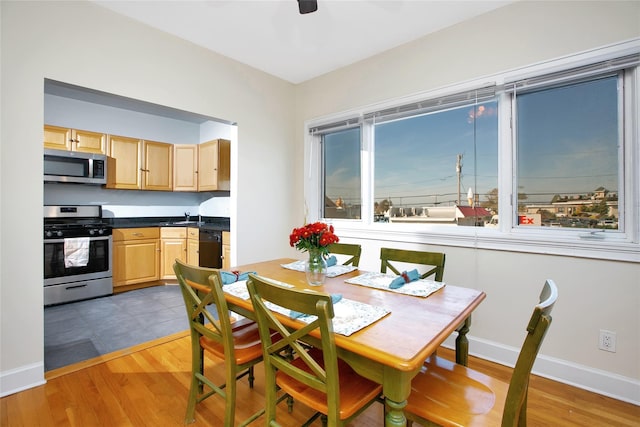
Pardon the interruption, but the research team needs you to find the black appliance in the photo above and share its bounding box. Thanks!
[44,149,107,185]
[44,205,113,305]
[199,229,222,269]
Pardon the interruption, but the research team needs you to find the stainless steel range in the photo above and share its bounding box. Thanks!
[44,205,113,306]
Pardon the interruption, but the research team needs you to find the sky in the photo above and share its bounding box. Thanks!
[324,75,619,209]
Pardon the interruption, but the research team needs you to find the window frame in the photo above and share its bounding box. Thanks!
[304,41,640,263]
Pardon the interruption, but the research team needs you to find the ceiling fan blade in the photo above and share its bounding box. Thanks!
[298,0,318,14]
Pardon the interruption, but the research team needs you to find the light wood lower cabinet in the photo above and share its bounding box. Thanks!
[113,228,160,287]
[186,227,199,266]
[222,231,231,270]
[160,227,187,280]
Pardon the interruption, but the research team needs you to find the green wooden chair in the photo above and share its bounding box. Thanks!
[379,247,474,365]
[174,259,268,426]
[246,273,383,427]
[379,247,446,281]
[327,242,362,267]
[405,279,558,427]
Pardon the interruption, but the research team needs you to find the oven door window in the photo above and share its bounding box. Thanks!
[44,237,110,279]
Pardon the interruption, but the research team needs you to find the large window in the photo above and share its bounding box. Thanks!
[309,48,639,260]
[322,128,361,219]
[514,75,621,230]
[374,100,498,226]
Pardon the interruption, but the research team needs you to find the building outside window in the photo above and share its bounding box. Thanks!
[512,72,622,230]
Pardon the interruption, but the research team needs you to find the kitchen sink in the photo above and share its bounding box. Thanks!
[160,220,203,226]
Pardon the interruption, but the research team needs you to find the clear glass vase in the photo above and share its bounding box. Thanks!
[305,248,327,286]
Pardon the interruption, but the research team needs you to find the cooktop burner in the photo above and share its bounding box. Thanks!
[44,205,111,239]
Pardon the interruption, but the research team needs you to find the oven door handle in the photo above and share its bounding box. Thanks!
[45,236,112,244]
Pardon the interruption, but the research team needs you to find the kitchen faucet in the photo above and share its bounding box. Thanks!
[185,211,190,222]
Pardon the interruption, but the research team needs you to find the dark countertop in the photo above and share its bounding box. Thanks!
[106,216,230,232]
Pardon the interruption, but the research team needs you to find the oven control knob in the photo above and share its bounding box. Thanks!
[46,231,53,238]
[98,228,105,235]
[56,231,63,237]
[89,229,96,235]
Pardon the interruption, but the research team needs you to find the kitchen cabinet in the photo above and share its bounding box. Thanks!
[173,144,198,192]
[186,227,199,266]
[222,231,231,270]
[106,136,172,191]
[113,228,160,287]
[44,125,107,154]
[106,135,142,189]
[198,139,230,191]
[142,140,173,191]
[160,227,187,280]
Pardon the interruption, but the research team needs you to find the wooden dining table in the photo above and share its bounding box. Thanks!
[225,258,486,427]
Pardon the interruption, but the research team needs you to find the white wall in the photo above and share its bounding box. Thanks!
[2,0,639,405]
[1,0,295,396]
[296,1,640,404]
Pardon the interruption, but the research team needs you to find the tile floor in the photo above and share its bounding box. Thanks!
[44,284,189,371]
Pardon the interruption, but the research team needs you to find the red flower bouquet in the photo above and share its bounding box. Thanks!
[289,222,339,257]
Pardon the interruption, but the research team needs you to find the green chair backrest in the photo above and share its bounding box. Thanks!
[246,274,342,422]
[173,259,234,360]
[327,243,362,267]
[502,279,558,426]
[380,248,446,281]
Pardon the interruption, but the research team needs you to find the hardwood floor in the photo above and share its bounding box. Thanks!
[2,334,638,426]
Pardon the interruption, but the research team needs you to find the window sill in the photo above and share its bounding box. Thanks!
[328,221,640,263]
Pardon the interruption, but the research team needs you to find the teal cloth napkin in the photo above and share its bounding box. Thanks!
[290,294,343,319]
[325,255,337,267]
[220,270,256,285]
[389,269,420,289]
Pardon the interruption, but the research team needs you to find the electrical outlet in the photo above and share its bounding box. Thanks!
[599,330,616,352]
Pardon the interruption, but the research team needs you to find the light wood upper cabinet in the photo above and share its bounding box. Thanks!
[142,140,173,191]
[198,139,230,191]
[44,125,72,151]
[173,144,198,192]
[106,135,142,189]
[44,125,107,154]
[48,124,231,193]
[106,137,172,191]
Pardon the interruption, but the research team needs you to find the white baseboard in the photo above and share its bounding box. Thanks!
[2,339,639,406]
[443,336,640,406]
[0,362,46,398]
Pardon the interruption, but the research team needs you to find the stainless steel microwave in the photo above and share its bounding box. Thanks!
[44,149,107,185]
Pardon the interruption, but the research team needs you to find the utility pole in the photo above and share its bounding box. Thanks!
[456,154,463,205]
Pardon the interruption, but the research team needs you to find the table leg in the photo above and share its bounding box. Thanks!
[382,366,415,427]
[455,316,471,366]
[385,398,407,427]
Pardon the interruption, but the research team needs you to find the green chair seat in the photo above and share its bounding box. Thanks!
[405,279,558,427]
[247,273,383,426]
[174,259,268,426]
